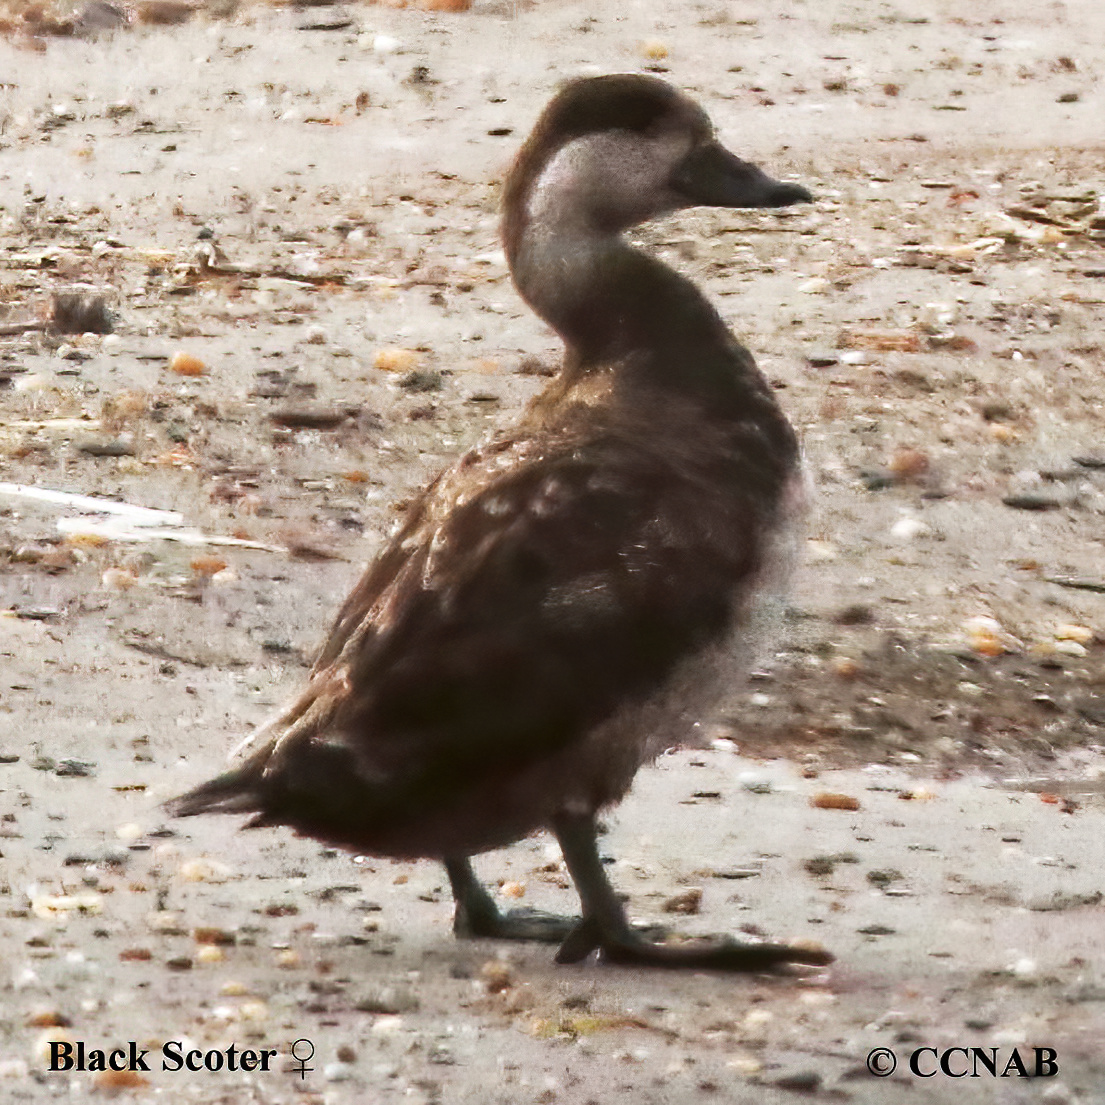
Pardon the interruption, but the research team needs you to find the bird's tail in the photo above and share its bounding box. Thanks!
[164,759,264,818]
[163,670,347,820]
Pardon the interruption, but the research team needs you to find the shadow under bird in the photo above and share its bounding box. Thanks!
[167,74,830,971]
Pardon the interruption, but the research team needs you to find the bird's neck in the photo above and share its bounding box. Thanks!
[505,221,778,418]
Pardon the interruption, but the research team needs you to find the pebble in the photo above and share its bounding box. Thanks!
[190,555,229,576]
[866,868,903,888]
[168,351,207,376]
[480,961,513,994]
[177,857,232,883]
[134,0,197,26]
[355,986,420,1014]
[709,866,760,880]
[374,348,422,373]
[639,39,669,60]
[661,888,703,914]
[193,926,236,945]
[33,1029,74,1064]
[963,615,1011,658]
[146,911,187,935]
[1027,891,1102,912]
[806,539,837,561]
[31,893,103,920]
[370,1015,405,1034]
[1002,491,1062,511]
[810,792,860,811]
[726,1055,763,1075]
[79,437,135,457]
[887,448,930,479]
[890,515,929,540]
[770,1069,822,1092]
[1054,624,1093,644]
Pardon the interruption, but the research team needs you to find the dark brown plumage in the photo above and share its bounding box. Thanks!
[168,74,829,970]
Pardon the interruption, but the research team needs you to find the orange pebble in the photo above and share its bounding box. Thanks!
[26,1011,70,1028]
[887,448,929,479]
[190,555,228,576]
[168,351,206,376]
[66,532,109,549]
[374,348,421,373]
[810,792,861,811]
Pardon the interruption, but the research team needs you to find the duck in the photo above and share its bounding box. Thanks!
[167,74,829,971]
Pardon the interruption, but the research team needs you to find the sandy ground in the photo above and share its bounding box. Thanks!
[1,0,1105,1101]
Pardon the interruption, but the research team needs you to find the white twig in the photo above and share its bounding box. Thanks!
[55,517,284,551]
[0,482,284,552]
[0,482,184,527]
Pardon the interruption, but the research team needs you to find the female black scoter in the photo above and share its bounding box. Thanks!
[169,75,828,971]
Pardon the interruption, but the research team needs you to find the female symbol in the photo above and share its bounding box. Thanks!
[290,1039,315,1079]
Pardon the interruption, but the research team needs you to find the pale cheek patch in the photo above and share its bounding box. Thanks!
[526,144,583,224]
[525,131,692,230]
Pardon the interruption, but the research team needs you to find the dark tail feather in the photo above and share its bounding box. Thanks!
[164,757,265,818]
[165,684,341,820]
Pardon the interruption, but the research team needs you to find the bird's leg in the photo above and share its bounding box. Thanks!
[443,856,580,943]
[552,812,833,970]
